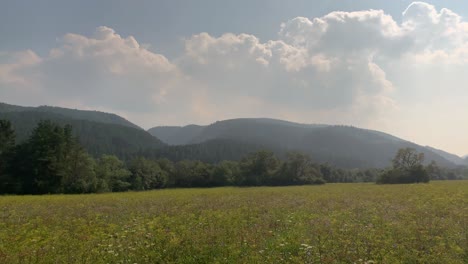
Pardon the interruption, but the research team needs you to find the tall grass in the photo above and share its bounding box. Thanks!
[0,181,467,263]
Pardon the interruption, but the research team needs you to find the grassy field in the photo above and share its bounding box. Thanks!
[0,181,467,263]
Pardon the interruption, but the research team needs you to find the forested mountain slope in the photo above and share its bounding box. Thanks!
[0,111,163,159]
[0,102,140,129]
[425,146,467,166]
[148,125,205,145]
[149,118,455,168]
[0,102,457,169]
[141,138,273,163]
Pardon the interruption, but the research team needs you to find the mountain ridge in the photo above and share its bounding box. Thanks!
[149,118,456,168]
[425,146,467,166]
[0,103,163,158]
[0,102,141,130]
[0,102,460,169]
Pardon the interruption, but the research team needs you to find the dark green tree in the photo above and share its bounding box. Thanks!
[272,152,325,185]
[392,148,425,171]
[61,145,98,193]
[213,161,240,186]
[239,150,279,186]
[17,121,73,194]
[6,120,99,194]
[0,120,17,193]
[170,160,214,187]
[426,161,443,180]
[0,120,15,155]
[95,155,131,192]
[378,148,429,184]
[129,157,168,190]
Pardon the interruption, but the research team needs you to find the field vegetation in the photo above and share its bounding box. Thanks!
[0,181,466,263]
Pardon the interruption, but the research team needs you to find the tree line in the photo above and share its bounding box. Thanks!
[0,120,363,194]
[0,120,465,194]
[376,147,468,184]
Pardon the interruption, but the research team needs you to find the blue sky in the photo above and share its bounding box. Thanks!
[1,1,468,155]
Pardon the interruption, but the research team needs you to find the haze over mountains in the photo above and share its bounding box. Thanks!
[425,146,468,166]
[149,119,463,168]
[1,102,466,169]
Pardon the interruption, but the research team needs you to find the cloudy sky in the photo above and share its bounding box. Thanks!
[1,1,468,156]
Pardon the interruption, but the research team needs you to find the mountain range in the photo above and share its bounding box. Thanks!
[1,102,466,169]
[149,118,464,168]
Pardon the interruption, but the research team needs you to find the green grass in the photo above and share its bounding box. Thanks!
[0,181,467,263]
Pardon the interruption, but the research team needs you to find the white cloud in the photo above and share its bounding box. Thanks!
[0,50,41,85]
[178,10,402,123]
[402,2,468,52]
[1,26,180,113]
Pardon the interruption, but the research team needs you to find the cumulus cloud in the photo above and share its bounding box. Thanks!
[0,50,41,85]
[279,10,404,56]
[0,26,180,113]
[178,10,402,122]
[402,2,468,52]
[1,1,468,150]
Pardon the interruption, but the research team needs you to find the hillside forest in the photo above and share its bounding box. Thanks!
[1,119,466,194]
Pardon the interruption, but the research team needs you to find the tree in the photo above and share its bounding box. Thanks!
[0,120,15,156]
[16,121,72,194]
[378,148,429,184]
[272,152,324,185]
[170,160,193,187]
[170,160,215,187]
[95,155,131,192]
[426,160,443,180]
[0,120,16,193]
[4,120,99,194]
[320,163,334,183]
[392,148,425,171]
[129,157,168,190]
[61,145,98,193]
[239,150,279,186]
[213,161,240,186]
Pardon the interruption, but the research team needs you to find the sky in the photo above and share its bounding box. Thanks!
[1,1,468,156]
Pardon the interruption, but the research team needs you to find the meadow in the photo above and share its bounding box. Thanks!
[0,181,467,263]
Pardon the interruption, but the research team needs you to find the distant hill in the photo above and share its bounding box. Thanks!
[295,126,453,168]
[425,146,466,166]
[0,106,164,159]
[0,102,141,129]
[148,125,205,145]
[142,138,272,163]
[0,102,459,169]
[149,118,455,168]
[149,118,327,146]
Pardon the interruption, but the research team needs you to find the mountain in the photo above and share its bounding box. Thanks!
[425,146,466,166]
[0,102,458,169]
[149,118,455,168]
[295,126,452,168]
[149,118,327,146]
[142,138,271,163]
[0,102,140,129]
[0,103,164,159]
[148,125,204,145]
